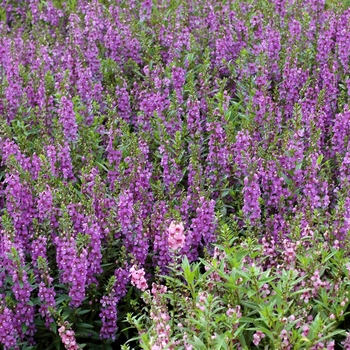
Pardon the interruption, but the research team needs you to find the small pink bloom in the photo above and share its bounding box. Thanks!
[168,221,185,250]
[130,265,148,291]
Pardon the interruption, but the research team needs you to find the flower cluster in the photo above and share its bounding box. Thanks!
[130,265,148,291]
[58,322,79,350]
[168,221,185,251]
[0,303,17,349]
[100,268,130,340]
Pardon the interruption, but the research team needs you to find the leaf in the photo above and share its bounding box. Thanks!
[290,288,312,296]
[190,335,207,349]
[214,333,228,350]
[50,321,57,334]
[322,250,337,264]
[55,294,70,305]
[317,154,324,165]
[76,322,95,329]
[239,316,255,323]
[317,329,345,343]
[22,323,28,333]
[247,289,257,298]
[76,309,91,315]
[280,172,293,186]
[54,337,61,350]
[296,161,303,170]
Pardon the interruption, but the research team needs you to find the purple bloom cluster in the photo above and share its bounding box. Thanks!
[243,174,261,224]
[59,96,78,143]
[100,268,130,340]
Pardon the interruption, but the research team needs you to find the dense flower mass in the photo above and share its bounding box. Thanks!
[1,0,350,348]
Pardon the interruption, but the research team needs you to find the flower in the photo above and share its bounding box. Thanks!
[168,221,185,251]
[130,265,148,291]
[253,331,265,346]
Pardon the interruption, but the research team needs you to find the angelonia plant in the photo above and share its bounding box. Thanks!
[1,0,350,349]
[127,223,350,349]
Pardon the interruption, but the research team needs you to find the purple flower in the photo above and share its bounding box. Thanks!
[59,96,78,142]
[242,174,261,224]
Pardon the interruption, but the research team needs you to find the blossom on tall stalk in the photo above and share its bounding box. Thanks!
[37,186,53,221]
[150,201,172,273]
[106,126,123,191]
[142,283,174,350]
[332,107,350,156]
[82,219,103,285]
[58,142,75,181]
[130,265,148,291]
[172,66,186,104]
[0,302,17,349]
[168,221,185,251]
[69,248,88,308]
[205,120,230,193]
[55,235,77,285]
[260,160,290,214]
[103,6,142,65]
[0,234,36,344]
[316,12,336,66]
[183,197,217,261]
[4,56,23,122]
[100,268,130,340]
[117,138,153,264]
[186,99,203,137]
[45,145,59,178]
[159,144,182,192]
[36,254,56,328]
[58,322,79,350]
[300,154,324,211]
[59,96,78,142]
[318,63,339,120]
[116,83,133,124]
[4,171,35,249]
[279,54,309,118]
[242,174,261,225]
[336,10,350,74]
[231,130,255,178]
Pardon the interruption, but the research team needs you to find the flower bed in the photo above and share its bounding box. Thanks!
[1,0,350,348]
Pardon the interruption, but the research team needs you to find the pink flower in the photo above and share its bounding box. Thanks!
[253,331,265,346]
[168,221,185,250]
[58,322,79,350]
[130,265,148,291]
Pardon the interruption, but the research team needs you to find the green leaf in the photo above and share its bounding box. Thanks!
[280,172,293,186]
[239,316,255,323]
[317,329,345,342]
[22,323,28,333]
[76,322,95,329]
[290,288,312,296]
[76,309,91,315]
[54,336,61,350]
[317,154,324,165]
[50,321,57,334]
[190,335,207,349]
[56,294,70,305]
